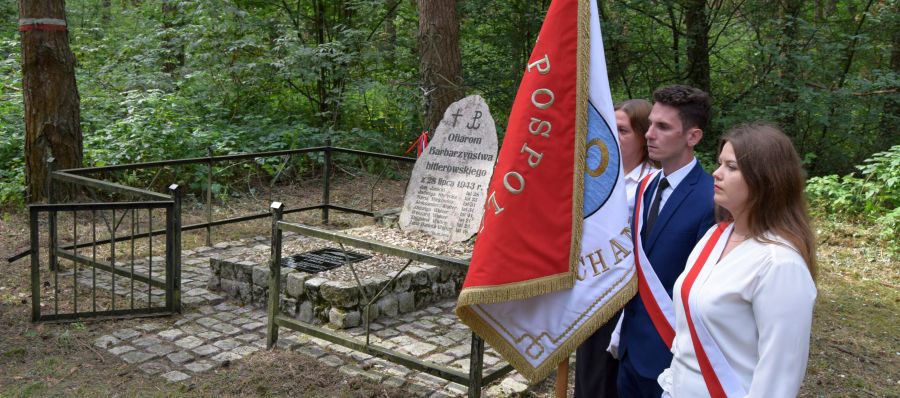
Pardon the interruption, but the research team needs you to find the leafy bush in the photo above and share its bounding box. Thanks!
[0,130,24,206]
[0,36,24,206]
[807,145,900,243]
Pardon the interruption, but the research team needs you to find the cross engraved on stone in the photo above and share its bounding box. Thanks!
[451,108,464,127]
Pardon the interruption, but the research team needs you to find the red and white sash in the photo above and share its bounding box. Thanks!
[680,222,748,398]
[632,171,676,347]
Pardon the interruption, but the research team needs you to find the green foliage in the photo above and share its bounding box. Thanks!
[0,34,24,206]
[0,0,897,210]
[459,1,548,133]
[0,0,431,202]
[856,147,900,209]
[598,0,899,175]
[807,145,900,243]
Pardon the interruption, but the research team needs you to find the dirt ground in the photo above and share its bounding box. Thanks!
[0,174,417,397]
[1,173,898,397]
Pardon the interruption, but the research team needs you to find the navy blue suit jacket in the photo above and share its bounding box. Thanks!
[619,161,715,379]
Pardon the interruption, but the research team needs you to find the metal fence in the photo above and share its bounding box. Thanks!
[19,145,509,396]
[17,146,415,323]
[28,154,183,322]
[265,203,513,398]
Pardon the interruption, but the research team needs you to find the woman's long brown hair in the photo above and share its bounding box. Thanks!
[718,123,817,280]
[615,99,653,164]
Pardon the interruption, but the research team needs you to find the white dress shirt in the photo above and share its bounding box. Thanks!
[659,227,817,397]
[651,157,697,212]
[624,161,659,222]
[609,159,695,358]
[606,161,658,358]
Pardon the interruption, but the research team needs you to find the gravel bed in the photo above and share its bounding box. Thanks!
[242,225,473,284]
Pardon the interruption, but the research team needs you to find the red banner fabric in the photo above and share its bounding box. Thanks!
[463,0,579,290]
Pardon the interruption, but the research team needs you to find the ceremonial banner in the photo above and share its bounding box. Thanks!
[455,0,636,382]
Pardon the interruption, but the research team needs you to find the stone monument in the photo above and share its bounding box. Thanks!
[400,95,498,241]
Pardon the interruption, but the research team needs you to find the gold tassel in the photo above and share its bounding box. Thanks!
[455,276,637,384]
[455,0,636,386]
[456,272,574,307]
[569,0,591,278]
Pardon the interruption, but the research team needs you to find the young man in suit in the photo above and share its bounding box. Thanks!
[617,85,716,397]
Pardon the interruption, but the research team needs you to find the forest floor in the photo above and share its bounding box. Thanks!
[0,173,897,397]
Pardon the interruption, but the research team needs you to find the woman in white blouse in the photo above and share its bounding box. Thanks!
[659,123,817,397]
[576,99,658,398]
[615,99,658,220]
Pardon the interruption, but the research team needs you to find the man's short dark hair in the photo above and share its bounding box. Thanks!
[652,85,711,132]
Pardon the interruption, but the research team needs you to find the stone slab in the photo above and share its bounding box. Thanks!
[399,95,497,241]
[162,370,191,382]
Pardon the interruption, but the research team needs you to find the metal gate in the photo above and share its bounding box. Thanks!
[16,145,414,322]
[28,183,182,322]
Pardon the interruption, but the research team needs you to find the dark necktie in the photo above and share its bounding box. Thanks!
[643,177,670,241]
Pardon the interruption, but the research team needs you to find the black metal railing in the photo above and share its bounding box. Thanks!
[29,186,181,322]
[11,146,416,263]
[265,203,513,398]
[22,145,509,395]
[18,145,415,324]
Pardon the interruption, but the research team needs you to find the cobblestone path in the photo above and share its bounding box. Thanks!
[93,237,535,397]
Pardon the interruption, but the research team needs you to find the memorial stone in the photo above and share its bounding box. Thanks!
[400,95,498,241]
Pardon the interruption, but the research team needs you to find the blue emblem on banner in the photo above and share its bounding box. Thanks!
[583,101,620,218]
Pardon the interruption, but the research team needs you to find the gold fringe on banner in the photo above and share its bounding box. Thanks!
[456,0,592,310]
[455,0,638,384]
[569,0,590,280]
[456,276,637,384]
[456,272,574,308]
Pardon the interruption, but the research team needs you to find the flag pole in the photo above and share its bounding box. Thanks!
[555,359,569,397]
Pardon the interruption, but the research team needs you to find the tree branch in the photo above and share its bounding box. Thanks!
[366,0,403,42]
[835,0,876,89]
[621,2,685,35]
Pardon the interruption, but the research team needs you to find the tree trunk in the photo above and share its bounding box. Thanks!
[683,0,710,93]
[101,0,110,24]
[667,1,681,79]
[878,1,899,146]
[776,0,804,146]
[417,0,462,132]
[161,0,184,76]
[314,0,330,125]
[384,0,398,53]
[19,0,83,203]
